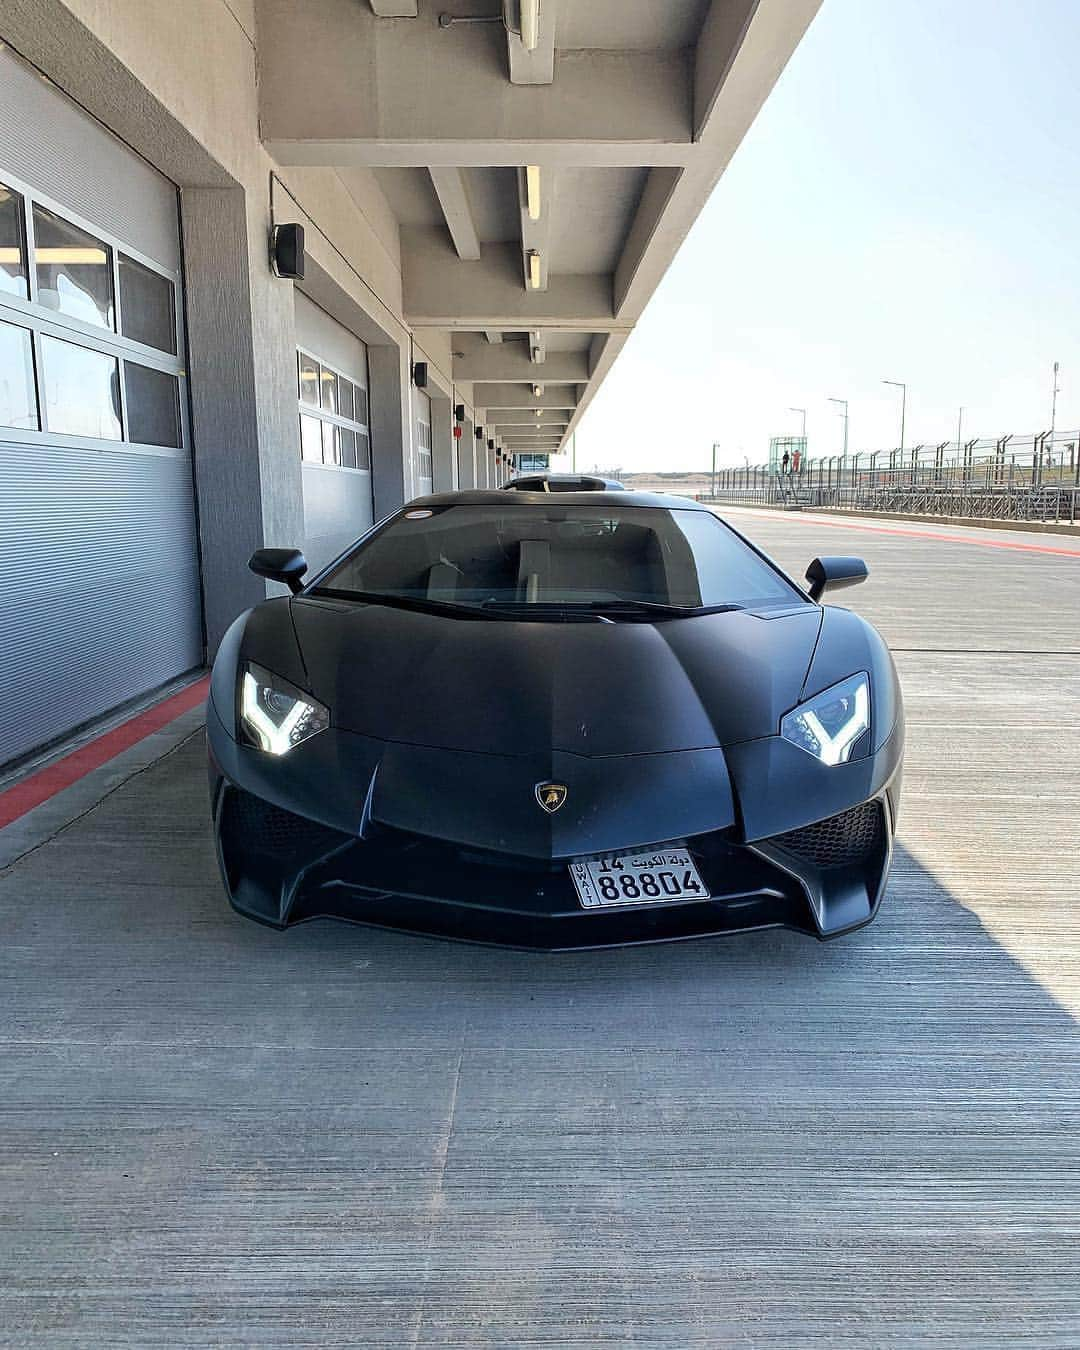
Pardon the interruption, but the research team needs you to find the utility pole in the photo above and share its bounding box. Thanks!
[1050,360,1060,441]
[882,379,907,451]
[828,398,849,456]
[789,407,807,440]
[711,441,718,497]
[957,406,964,448]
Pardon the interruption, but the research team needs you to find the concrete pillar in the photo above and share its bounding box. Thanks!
[456,419,473,488]
[181,187,303,650]
[431,394,454,492]
[368,343,409,519]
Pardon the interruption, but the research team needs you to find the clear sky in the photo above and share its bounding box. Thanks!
[567,0,1080,473]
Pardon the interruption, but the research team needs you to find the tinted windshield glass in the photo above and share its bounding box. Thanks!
[317,505,802,612]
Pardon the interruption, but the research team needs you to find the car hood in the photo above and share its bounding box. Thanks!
[288,597,822,756]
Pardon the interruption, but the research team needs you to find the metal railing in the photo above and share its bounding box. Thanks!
[701,431,1080,524]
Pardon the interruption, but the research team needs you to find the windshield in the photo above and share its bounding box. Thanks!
[315,505,803,615]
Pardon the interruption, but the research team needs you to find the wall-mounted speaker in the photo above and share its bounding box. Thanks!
[270,223,305,280]
[412,361,428,388]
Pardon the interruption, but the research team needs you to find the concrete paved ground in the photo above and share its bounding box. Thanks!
[1,509,1078,1347]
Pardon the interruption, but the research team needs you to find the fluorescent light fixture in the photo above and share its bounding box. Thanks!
[520,0,540,51]
[528,249,541,289]
[532,383,544,397]
[0,248,22,264]
[525,165,541,220]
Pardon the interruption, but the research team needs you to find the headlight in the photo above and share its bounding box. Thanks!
[239,663,329,755]
[780,673,870,766]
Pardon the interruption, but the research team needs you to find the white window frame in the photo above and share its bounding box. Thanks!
[296,345,371,476]
[0,167,188,460]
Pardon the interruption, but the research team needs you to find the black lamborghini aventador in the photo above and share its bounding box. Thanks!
[207,491,903,948]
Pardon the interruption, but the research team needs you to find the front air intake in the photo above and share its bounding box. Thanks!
[769,800,884,869]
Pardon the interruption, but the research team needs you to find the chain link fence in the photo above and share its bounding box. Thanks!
[703,431,1080,523]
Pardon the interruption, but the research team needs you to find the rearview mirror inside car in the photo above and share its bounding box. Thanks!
[804,556,868,602]
[249,547,308,594]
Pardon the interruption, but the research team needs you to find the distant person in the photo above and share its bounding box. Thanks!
[792,447,802,475]
[781,450,790,475]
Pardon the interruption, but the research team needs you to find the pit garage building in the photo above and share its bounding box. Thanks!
[0,0,818,770]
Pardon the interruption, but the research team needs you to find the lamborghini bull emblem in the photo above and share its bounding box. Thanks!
[535,781,568,814]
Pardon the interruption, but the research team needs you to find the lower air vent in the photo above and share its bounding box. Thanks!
[220,787,349,860]
[770,800,884,869]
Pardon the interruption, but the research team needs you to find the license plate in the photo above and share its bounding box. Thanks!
[569,847,710,909]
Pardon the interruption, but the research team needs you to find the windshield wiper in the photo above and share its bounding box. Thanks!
[306,587,486,618]
[581,599,744,618]
[478,598,745,620]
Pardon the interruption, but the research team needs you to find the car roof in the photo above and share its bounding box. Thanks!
[404,489,705,511]
[503,473,624,490]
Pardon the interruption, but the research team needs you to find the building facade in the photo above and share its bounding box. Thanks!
[0,0,818,769]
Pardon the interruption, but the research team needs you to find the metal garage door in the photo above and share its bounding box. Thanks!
[294,291,374,571]
[0,47,201,770]
[414,387,433,497]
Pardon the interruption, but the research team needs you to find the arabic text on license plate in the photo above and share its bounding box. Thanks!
[569,848,710,909]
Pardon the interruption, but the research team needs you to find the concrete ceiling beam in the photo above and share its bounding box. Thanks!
[490,413,570,426]
[453,346,586,383]
[258,4,693,162]
[268,141,693,169]
[506,0,557,86]
[401,229,620,330]
[474,382,578,409]
[428,167,480,261]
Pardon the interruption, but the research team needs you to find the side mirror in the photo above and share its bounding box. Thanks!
[249,547,308,595]
[805,556,868,602]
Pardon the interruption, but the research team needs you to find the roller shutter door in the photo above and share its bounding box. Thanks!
[0,47,201,770]
[294,291,374,571]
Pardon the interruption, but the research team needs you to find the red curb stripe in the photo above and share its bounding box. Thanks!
[0,674,210,831]
[723,508,1080,558]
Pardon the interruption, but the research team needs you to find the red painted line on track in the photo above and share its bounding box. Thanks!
[0,675,210,831]
[723,508,1080,558]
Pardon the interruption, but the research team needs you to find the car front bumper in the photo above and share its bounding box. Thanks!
[209,754,897,950]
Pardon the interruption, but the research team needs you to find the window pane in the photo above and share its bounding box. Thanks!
[125,361,181,447]
[118,254,176,353]
[320,366,339,415]
[0,183,29,300]
[338,378,354,422]
[300,413,322,462]
[298,352,319,406]
[354,384,369,426]
[322,420,339,465]
[41,335,121,439]
[33,205,114,330]
[338,427,357,469]
[0,320,38,429]
[356,431,371,470]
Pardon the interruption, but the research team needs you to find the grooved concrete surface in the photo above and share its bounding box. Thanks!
[1,509,1078,1347]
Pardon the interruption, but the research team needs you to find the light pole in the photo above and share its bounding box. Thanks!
[828,398,849,456]
[711,441,719,497]
[882,379,906,451]
[789,406,807,440]
[956,406,964,448]
[1050,361,1060,442]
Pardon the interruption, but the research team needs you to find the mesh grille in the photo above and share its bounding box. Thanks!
[220,788,349,860]
[770,800,884,869]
